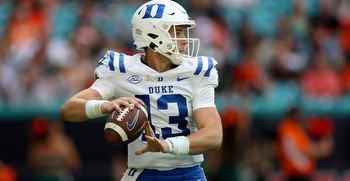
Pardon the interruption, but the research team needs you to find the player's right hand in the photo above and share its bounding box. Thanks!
[100,97,145,114]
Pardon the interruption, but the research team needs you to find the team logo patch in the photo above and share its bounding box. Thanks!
[128,75,142,84]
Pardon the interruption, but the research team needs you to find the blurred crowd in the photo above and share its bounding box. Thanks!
[0,0,143,110]
[0,0,350,180]
[0,0,350,115]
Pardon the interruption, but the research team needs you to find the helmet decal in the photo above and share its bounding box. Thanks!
[142,4,165,19]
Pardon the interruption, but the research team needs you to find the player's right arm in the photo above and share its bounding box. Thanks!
[61,51,145,122]
[60,88,145,122]
[305,135,334,159]
[60,88,104,122]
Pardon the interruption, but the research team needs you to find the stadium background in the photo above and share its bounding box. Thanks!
[1,0,350,180]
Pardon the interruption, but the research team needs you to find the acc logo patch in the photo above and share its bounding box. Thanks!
[128,75,142,84]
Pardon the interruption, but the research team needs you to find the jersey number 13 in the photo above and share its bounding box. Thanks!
[136,94,190,141]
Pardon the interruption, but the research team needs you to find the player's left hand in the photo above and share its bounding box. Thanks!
[135,121,170,155]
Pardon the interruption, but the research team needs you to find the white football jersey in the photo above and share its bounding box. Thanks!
[91,50,219,170]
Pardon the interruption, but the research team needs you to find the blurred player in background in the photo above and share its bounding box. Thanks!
[27,117,81,181]
[60,0,223,180]
[276,107,334,181]
[0,159,17,181]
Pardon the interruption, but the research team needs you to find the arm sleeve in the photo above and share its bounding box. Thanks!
[90,78,117,100]
[89,51,119,100]
[193,86,216,110]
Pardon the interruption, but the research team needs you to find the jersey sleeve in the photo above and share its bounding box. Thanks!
[90,51,126,100]
[192,56,219,110]
[94,50,126,78]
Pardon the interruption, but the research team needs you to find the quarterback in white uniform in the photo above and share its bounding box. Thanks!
[60,0,223,180]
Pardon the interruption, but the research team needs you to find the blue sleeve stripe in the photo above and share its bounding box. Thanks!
[194,56,203,75]
[119,53,126,73]
[108,52,115,71]
[204,57,214,77]
[98,56,106,65]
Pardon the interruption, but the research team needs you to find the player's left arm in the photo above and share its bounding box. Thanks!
[187,107,223,154]
[187,57,222,154]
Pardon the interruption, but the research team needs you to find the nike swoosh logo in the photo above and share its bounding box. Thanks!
[127,109,139,131]
[177,76,189,81]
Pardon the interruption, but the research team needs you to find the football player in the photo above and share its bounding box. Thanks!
[60,0,223,180]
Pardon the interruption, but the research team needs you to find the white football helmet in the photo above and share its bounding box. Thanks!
[131,0,200,65]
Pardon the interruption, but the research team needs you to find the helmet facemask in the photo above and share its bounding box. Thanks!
[151,23,200,65]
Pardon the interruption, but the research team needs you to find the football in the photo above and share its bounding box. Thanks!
[104,105,148,146]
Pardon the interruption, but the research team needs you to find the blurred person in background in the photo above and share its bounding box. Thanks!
[300,49,342,99]
[340,52,350,94]
[276,107,334,181]
[205,107,251,181]
[3,0,48,71]
[27,117,81,181]
[0,159,17,181]
[338,0,350,55]
[309,0,343,70]
[231,52,268,96]
[0,0,49,105]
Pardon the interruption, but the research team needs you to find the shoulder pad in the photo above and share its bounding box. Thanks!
[193,56,218,77]
[98,51,127,73]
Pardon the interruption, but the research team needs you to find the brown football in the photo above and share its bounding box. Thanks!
[104,105,148,146]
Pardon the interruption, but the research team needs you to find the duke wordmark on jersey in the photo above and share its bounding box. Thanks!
[149,86,174,94]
